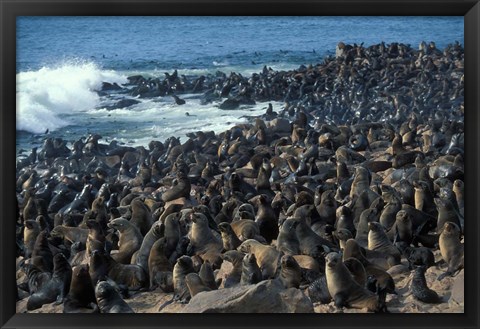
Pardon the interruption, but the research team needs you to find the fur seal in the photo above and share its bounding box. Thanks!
[161,171,191,202]
[349,166,371,199]
[276,217,300,255]
[134,221,165,274]
[173,255,195,303]
[107,217,143,264]
[199,260,217,290]
[237,239,280,279]
[325,252,386,312]
[410,266,442,303]
[221,250,244,288]
[185,273,211,297]
[255,194,278,243]
[343,239,396,294]
[367,222,401,265]
[240,252,262,286]
[218,222,242,251]
[95,280,134,313]
[402,246,435,269]
[148,237,174,292]
[31,230,54,272]
[343,257,367,287]
[278,255,302,289]
[130,198,153,236]
[438,222,464,280]
[23,220,40,259]
[188,213,223,268]
[27,253,72,310]
[63,264,98,313]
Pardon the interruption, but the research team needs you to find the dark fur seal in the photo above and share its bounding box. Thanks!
[188,213,223,267]
[325,252,386,312]
[27,253,72,310]
[367,222,401,265]
[95,280,135,313]
[199,260,217,290]
[221,250,244,288]
[130,198,153,236]
[411,266,442,303]
[31,230,54,272]
[63,264,98,313]
[134,221,165,274]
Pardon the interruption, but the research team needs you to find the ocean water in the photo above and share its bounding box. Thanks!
[16,16,464,151]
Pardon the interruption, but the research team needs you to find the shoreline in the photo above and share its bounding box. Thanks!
[16,42,464,313]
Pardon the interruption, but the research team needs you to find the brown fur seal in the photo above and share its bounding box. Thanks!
[231,219,265,242]
[95,280,134,313]
[237,239,280,279]
[367,222,401,265]
[161,171,191,202]
[173,255,195,303]
[316,190,337,226]
[107,217,143,264]
[27,253,72,310]
[393,210,413,245]
[218,222,242,251]
[438,222,464,280]
[133,221,165,274]
[325,252,385,312]
[63,264,98,313]
[293,217,337,258]
[410,266,442,303]
[434,197,461,234]
[240,252,262,286]
[188,212,223,268]
[276,218,300,255]
[148,237,174,292]
[278,255,302,289]
[185,273,212,297]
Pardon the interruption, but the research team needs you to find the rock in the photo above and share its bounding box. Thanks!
[181,279,314,313]
[449,270,464,305]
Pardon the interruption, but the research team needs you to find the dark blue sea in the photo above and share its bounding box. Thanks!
[16,16,464,149]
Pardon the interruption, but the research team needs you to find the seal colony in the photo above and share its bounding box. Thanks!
[16,41,464,313]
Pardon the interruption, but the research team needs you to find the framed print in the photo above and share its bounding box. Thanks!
[1,0,479,328]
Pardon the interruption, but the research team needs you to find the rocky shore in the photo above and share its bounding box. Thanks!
[16,42,464,313]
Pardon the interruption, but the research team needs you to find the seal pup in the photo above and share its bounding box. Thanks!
[95,280,134,313]
[325,252,386,312]
[63,264,98,313]
[410,266,442,303]
[438,222,464,280]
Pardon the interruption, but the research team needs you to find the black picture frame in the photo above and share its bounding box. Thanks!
[1,1,479,328]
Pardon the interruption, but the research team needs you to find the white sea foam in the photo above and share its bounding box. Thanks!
[16,61,127,133]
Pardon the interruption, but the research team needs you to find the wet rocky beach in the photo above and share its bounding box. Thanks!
[16,42,464,313]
